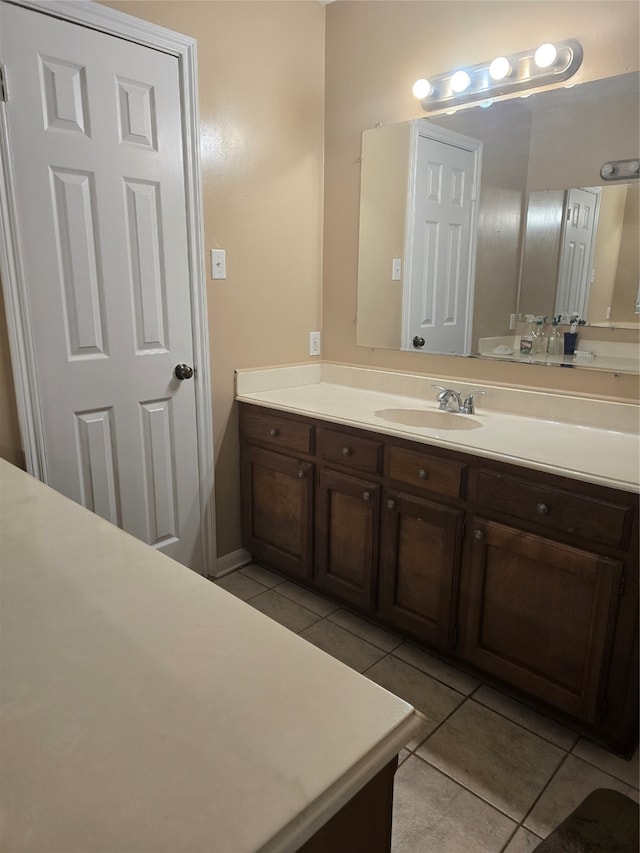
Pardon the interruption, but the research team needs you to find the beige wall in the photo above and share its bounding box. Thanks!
[324,0,640,400]
[0,1,325,561]
[588,185,628,323]
[611,184,640,322]
[356,121,410,348]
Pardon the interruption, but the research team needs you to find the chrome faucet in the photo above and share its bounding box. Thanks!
[432,385,485,414]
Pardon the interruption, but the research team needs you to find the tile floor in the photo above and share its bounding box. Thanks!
[214,563,640,853]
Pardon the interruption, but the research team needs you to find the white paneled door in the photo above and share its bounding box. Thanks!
[404,125,481,356]
[555,186,601,320]
[0,2,212,573]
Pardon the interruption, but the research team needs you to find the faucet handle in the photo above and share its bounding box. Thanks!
[462,389,486,414]
[431,384,451,398]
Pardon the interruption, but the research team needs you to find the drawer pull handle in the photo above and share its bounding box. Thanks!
[387,499,396,510]
[363,491,371,502]
[269,428,279,437]
[536,502,550,516]
[417,468,428,480]
[474,529,485,541]
[342,447,351,457]
[297,469,306,479]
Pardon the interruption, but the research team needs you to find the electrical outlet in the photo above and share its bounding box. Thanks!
[309,331,321,357]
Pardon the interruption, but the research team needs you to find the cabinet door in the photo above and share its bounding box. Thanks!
[316,468,380,609]
[464,519,622,722]
[379,489,463,649]
[241,445,313,581]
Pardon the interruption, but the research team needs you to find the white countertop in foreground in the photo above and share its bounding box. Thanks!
[236,366,639,493]
[0,460,420,853]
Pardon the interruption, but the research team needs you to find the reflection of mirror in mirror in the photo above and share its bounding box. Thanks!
[356,72,640,373]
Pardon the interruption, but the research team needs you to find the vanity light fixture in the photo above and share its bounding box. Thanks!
[600,158,640,181]
[450,70,472,93]
[413,39,583,112]
[489,56,511,81]
[533,42,558,68]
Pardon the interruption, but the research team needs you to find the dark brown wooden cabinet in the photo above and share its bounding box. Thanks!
[240,424,314,581]
[379,489,462,649]
[316,468,380,609]
[463,518,622,722]
[239,401,639,753]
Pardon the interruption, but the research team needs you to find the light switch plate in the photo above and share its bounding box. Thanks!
[211,249,226,280]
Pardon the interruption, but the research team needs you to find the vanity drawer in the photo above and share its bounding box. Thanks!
[318,428,383,474]
[386,446,465,499]
[475,470,634,549]
[240,408,314,455]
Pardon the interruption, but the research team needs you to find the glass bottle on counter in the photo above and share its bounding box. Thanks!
[547,316,562,355]
[532,316,548,354]
[519,315,535,354]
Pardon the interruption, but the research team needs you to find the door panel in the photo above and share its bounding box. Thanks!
[405,130,479,355]
[555,187,601,319]
[0,2,204,570]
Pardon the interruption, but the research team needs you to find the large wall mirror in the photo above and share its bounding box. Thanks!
[356,72,639,374]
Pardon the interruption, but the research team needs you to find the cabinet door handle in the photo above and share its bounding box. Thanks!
[386,499,396,510]
[269,428,279,437]
[417,468,428,480]
[474,529,485,541]
[363,491,371,502]
[342,446,351,457]
[536,502,549,516]
[297,469,306,479]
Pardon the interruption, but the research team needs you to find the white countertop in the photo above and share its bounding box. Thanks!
[0,460,420,853]
[235,365,639,493]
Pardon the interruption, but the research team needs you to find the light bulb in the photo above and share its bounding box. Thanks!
[534,43,557,68]
[450,70,471,93]
[412,78,432,99]
[489,57,511,81]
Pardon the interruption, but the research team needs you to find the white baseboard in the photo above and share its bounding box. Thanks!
[210,548,252,579]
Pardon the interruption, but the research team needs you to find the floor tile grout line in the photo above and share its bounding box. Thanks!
[465,694,580,756]
[409,747,525,830]
[409,693,471,754]
[567,741,639,790]
[516,749,573,837]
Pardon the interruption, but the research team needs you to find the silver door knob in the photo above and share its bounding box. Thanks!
[174,363,194,380]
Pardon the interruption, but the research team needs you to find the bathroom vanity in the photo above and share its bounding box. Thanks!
[237,364,639,755]
[0,459,421,853]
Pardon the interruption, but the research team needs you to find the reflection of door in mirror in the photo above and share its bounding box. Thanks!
[518,183,638,323]
[555,187,601,319]
[403,124,482,355]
